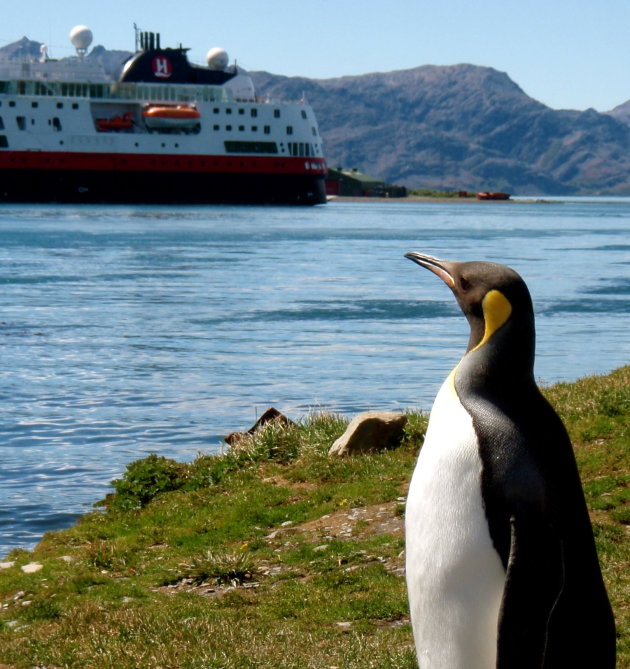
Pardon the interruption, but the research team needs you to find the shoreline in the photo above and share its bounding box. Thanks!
[327,195,554,204]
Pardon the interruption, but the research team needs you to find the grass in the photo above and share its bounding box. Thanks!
[0,368,628,668]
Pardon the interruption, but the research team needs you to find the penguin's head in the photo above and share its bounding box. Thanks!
[405,252,534,356]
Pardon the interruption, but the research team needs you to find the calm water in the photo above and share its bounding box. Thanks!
[1,199,629,557]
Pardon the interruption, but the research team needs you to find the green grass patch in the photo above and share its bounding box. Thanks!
[0,371,628,668]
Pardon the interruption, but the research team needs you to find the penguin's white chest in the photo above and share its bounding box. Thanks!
[405,375,506,669]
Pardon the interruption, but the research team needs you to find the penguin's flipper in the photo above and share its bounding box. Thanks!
[496,515,565,669]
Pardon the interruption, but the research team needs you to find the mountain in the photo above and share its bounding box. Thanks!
[0,36,42,60]
[252,66,630,195]
[607,100,630,126]
[2,35,629,194]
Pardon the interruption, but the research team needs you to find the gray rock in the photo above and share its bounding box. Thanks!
[224,407,295,446]
[328,411,407,457]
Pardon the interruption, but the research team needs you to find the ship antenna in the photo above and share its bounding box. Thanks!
[134,23,140,52]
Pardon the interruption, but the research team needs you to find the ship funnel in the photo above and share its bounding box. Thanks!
[140,31,161,51]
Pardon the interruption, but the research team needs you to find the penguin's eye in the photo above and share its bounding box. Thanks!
[460,276,471,292]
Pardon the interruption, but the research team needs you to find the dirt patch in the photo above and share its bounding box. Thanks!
[293,500,405,541]
[155,498,407,598]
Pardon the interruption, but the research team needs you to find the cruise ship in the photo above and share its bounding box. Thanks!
[0,26,327,204]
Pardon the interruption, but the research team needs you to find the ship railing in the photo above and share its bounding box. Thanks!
[0,79,232,104]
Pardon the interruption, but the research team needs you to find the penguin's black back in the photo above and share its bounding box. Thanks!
[455,319,616,668]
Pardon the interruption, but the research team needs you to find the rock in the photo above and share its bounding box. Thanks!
[0,561,15,569]
[328,411,407,456]
[20,562,42,574]
[224,407,295,445]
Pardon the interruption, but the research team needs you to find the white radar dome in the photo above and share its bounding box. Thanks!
[206,47,229,71]
[69,25,93,51]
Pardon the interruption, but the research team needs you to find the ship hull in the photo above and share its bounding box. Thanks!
[0,166,327,205]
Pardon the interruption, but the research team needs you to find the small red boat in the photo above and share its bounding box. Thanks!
[96,112,134,132]
[477,191,511,201]
[142,105,201,129]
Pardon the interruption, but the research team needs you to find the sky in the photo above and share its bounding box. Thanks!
[2,0,629,112]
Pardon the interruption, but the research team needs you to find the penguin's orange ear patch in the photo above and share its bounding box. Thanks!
[473,290,512,351]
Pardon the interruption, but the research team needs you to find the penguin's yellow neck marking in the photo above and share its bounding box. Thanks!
[448,289,512,394]
[472,289,512,351]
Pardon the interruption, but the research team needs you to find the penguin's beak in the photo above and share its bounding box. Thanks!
[404,252,456,289]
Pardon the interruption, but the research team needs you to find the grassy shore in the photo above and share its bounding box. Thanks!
[0,366,628,668]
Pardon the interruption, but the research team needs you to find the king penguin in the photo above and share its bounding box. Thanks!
[403,253,616,669]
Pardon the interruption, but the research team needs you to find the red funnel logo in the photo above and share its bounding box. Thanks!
[152,56,172,79]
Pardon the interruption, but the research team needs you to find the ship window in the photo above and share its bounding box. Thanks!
[251,125,258,132]
[274,109,280,118]
[264,125,270,134]
[226,125,232,131]
[72,103,79,110]
[301,110,307,119]
[238,108,245,115]
[224,141,278,154]
[9,101,15,107]
[16,116,26,130]
[213,108,220,114]
[213,124,220,131]
[286,126,293,135]
[226,108,232,114]
[57,102,63,109]
[250,109,257,118]
[52,117,62,131]
[31,101,38,108]
[0,135,7,148]
[0,117,3,130]
[238,125,245,131]
[312,127,317,136]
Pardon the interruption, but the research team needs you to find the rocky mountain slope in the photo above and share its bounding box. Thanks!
[607,99,630,126]
[2,37,629,195]
[253,66,630,195]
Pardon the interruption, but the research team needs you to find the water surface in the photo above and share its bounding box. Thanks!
[1,199,628,555]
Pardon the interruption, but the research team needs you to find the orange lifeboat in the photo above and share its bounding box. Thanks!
[96,112,134,132]
[142,105,201,129]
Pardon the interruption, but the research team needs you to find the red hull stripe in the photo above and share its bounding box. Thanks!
[0,151,327,175]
